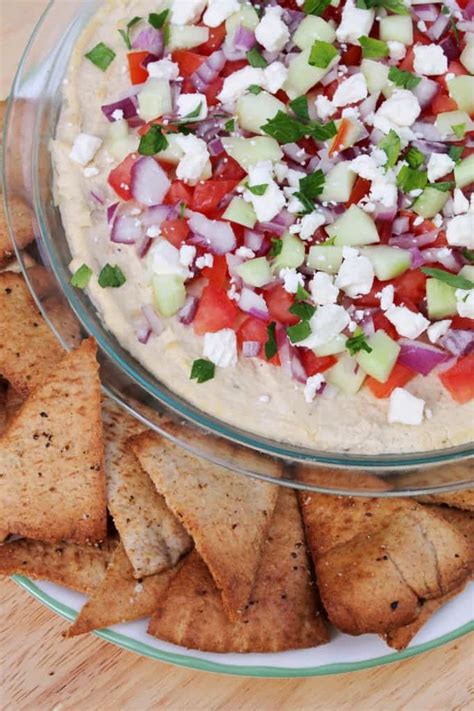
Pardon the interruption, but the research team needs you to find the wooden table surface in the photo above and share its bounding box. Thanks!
[0,2,473,709]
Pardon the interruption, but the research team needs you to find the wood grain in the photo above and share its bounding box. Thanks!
[0,2,473,708]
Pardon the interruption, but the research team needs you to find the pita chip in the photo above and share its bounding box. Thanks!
[0,197,34,267]
[148,487,329,652]
[103,400,192,578]
[66,543,180,636]
[0,338,107,543]
[0,538,116,593]
[131,430,281,620]
[415,488,474,512]
[0,272,64,395]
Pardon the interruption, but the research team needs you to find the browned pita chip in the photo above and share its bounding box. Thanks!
[148,487,329,652]
[0,197,34,267]
[0,538,116,593]
[103,400,192,578]
[66,543,181,636]
[0,272,64,395]
[0,338,107,543]
[5,385,24,426]
[415,488,474,512]
[131,430,281,621]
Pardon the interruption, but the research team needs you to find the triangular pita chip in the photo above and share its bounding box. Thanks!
[103,400,192,578]
[0,538,116,593]
[0,338,107,543]
[148,487,329,652]
[66,543,181,636]
[131,430,281,620]
[415,488,474,512]
[0,197,34,267]
[0,272,64,395]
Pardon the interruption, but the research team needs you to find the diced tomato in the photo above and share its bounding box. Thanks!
[376,219,395,244]
[192,180,239,215]
[399,47,415,72]
[265,284,299,326]
[366,363,417,399]
[297,136,319,157]
[341,45,361,66]
[430,230,449,248]
[193,284,239,335]
[392,270,427,307]
[127,51,149,85]
[329,118,351,157]
[439,355,474,404]
[237,316,280,366]
[373,311,399,341]
[324,79,339,100]
[201,254,229,288]
[431,92,458,115]
[196,23,226,55]
[213,155,247,181]
[160,219,189,248]
[300,349,337,377]
[138,119,180,137]
[354,279,385,308]
[346,177,371,207]
[451,316,474,330]
[165,180,194,206]
[172,50,206,78]
[221,60,248,77]
[107,153,138,201]
[413,29,432,45]
[205,77,224,106]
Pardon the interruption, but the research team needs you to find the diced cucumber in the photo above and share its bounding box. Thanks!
[222,136,283,171]
[106,135,139,162]
[223,198,257,228]
[272,232,305,270]
[235,257,273,287]
[152,274,186,317]
[459,265,474,281]
[293,16,336,49]
[137,79,172,121]
[412,187,449,218]
[313,333,347,356]
[460,41,474,75]
[236,92,287,135]
[307,245,344,274]
[361,59,389,95]
[435,110,473,137]
[167,25,209,51]
[356,330,400,384]
[155,133,185,165]
[361,246,411,280]
[225,3,259,34]
[447,76,474,114]
[379,15,413,44]
[284,47,339,99]
[454,154,474,189]
[107,120,129,141]
[426,278,457,319]
[319,162,356,203]
[325,354,366,395]
[327,205,380,247]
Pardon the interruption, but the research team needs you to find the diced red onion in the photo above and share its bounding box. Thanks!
[191,50,226,90]
[107,203,119,224]
[412,78,440,110]
[234,25,256,51]
[132,28,163,56]
[290,350,307,384]
[412,122,443,142]
[131,157,171,206]
[208,137,224,156]
[142,304,163,335]
[225,253,244,282]
[170,81,182,112]
[313,148,339,175]
[140,204,173,228]
[283,9,305,33]
[412,3,439,21]
[275,208,296,227]
[439,330,474,357]
[242,340,261,358]
[440,35,461,61]
[140,52,160,70]
[244,229,265,253]
[283,142,309,165]
[459,18,474,29]
[428,12,450,39]
[411,139,449,155]
[320,66,339,86]
[392,216,410,235]
[360,314,375,336]
[101,97,138,122]
[398,339,449,376]
[90,189,105,205]
[408,246,426,270]
[111,214,143,244]
[239,287,269,320]
[136,235,152,259]
[135,314,152,344]
[256,220,287,236]
[178,295,198,325]
[421,247,462,272]
[195,117,227,141]
[263,49,281,64]
[374,204,398,222]
[188,213,236,255]
[359,93,379,120]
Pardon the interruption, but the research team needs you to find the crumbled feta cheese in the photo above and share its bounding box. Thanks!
[179,244,196,267]
[149,239,190,278]
[171,0,207,26]
[388,387,425,426]
[427,319,451,343]
[372,115,415,148]
[255,6,290,53]
[350,152,398,208]
[388,41,406,62]
[274,162,289,184]
[227,283,240,301]
[293,211,326,240]
[413,215,424,226]
[147,59,180,81]
[446,213,474,248]
[332,73,368,107]
[417,19,427,32]
[111,109,124,121]
[280,267,305,294]
[83,166,99,178]
[315,95,337,121]
[70,133,102,166]
[336,0,375,45]
[218,66,265,105]
[203,329,237,368]
[177,93,208,121]
[310,272,340,305]
[335,249,374,297]
[453,189,470,215]
[146,225,161,238]
[304,373,326,403]
[378,284,394,311]
[175,134,211,184]
[413,44,448,76]
[235,246,255,259]
[243,160,286,222]
[203,0,240,27]
[296,304,351,349]
[385,305,430,339]
[427,153,455,183]
[376,90,421,127]
[456,288,474,319]
[196,253,214,269]
[433,213,443,228]
[263,62,289,94]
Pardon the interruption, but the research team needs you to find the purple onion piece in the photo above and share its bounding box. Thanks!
[90,190,105,205]
[242,340,261,357]
[412,77,440,110]
[132,28,163,56]
[440,35,461,61]
[398,339,449,376]
[188,213,236,255]
[111,214,142,244]
[131,157,171,206]
[439,330,474,357]
[208,137,224,156]
[234,25,256,51]
[244,229,265,252]
[101,96,139,122]
[392,216,410,235]
[135,314,152,344]
[142,304,163,335]
[178,295,198,325]
[190,50,225,91]
[408,246,426,270]
[428,12,450,39]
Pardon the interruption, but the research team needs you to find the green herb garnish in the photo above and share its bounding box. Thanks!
[181,101,203,120]
[70,264,92,289]
[309,40,338,69]
[463,248,474,262]
[308,120,337,141]
[448,145,464,164]
[224,118,236,132]
[287,320,312,343]
[270,238,283,257]
[98,264,126,288]
[421,268,474,290]
[431,181,455,192]
[397,166,428,192]
[388,66,421,90]
[179,202,186,218]
[296,283,311,300]
[247,84,263,95]
[299,170,325,201]
[265,322,278,360]
[138,124,169,155]
[247,183,268,196]
[356,0,410,14]
[451,17,461,46]
[85,42,116,71]
[452,123,466,139]
[346,329,373,356]
[358,36,389,59]
[289,302,316,320]
[293,192,316,215]
[118,16,142,50]
[149,9,169,29]
[289,96,310,122]
[261,110,336,144]
[405,146,425,170]
[379,130,401,169]
[303,0,332,15]
[190,358,215,384]
[246,47,268,68]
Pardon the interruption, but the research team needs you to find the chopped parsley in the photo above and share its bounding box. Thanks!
[421,268,474,291]
[289,96,310,122]
[388,66,421,90]
[289,302,316,320]
[138,124,169,155]
[85,42,116,71]
[247,183,269,196]
[70,264,92,289]
[356,0,410,14]
[379,130,401,169]
[181,101,203,120]
[448,145,464,164]
[265,322,278,360]
[224,118,236,132]
[303,0,332,15]
[270,238,283,257]
[247,84,263,95]
[294,191,316,215]
[299,170,325,200]
[179,202,186,218]
[98,264,126,288]
[287,320,312,343]
[261,110,336,144]
[452,123,466,139]
[190,359,215,384]
[397,166,428,192]
[118,16,142,50]
[309,40,338,69]
[296,283,311,300]
[358,36,389,59]
[405,146,425,170]
[246,48,268,68]
[463,248,474,262]
[451,17,461,46]
[431,181,455,192]
[321,235,336,246]
[149,9,169,29]
[346,329,373,356]
[308,120,337,141]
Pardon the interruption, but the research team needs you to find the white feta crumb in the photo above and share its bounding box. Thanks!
[335,250,374,297]
[375,90,421,127]
[332,73,368,107]
[385,305,430,339]
[291,211,326,240]
[203,0,240,28]
[417,19,427,32]
[203,328,237,368]
[175,134,211,184]
[310,272,339,305]
[243,160,286,222]
[171,0,207,26]
[70,133,102,166]
[147,58,180,80]
[177,93,208,121]
[388,41,406,61]
[304,373,326,403]
[296,304,350,349]
[263,62,288,94]
[427,319,451,343]
[379,284,395,311]
[149,239,190,278]
[453,189,470,215]
[413,44,448,76]
[111,109,124,121]
[456,288,474,319]
[413,215,424,226]
[146,225,161,238]
[280,267,305,294]
[388,387,425,426]
[196,253,214,269]
[236,246,255,259]
[83,166,99,178]
[315,95,337,121]
[427,153,455,183]
[255,5,290,53]
[218,66,265,105]
[433,213,443,228]
[179,244,196,267]
[336,0,375,45]
[446,213,474,248]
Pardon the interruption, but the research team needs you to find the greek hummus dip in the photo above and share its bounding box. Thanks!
[53,0,474,454]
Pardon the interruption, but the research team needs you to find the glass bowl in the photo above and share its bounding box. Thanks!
[3,0,473,496]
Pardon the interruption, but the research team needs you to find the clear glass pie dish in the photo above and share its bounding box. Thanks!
[2,0,473,496]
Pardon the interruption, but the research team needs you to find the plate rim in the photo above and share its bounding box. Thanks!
[13,575,474,678]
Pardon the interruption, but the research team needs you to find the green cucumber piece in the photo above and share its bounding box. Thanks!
[459,265,474,281]
[313,334,347,356]
[223,198,257,228]
[154,133,184,165]
[107,135,139,161]
[412,187,449,218]
[356,330,400,383]
[293,16,336,49]
[327,205,380,247]
[460,41,474,74]
[284,47,339,99]
[379,15,413,44]
[222,136,283,171]
[454,154,474,189]
[236,257,273,287]
[320,161,356,203]
[307,245,343,274]
[225,3,259,34]
[325,354,366,395]
[426,278,457,319]
[167,25,210,51]
[236,92,287,135]
[272,233,305,270]
[447,76,474,114]
[137,79,172,121]
[361,246,411,281]
[152,274,186,317]
[361,59,390,95]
